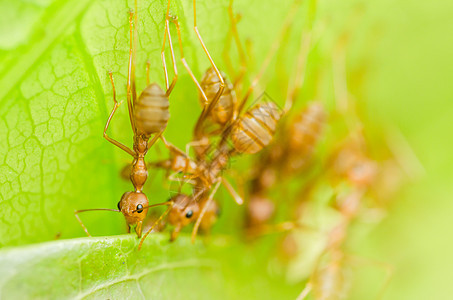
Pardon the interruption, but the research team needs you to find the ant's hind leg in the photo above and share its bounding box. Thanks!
[103,72,135,157]
[283,31,312,113]
[221,177,243,205]
[169,16,209,105]
[227,0,247,88]
[192,0,225,102]
[296,283,312,300]
[146,60,151,86]
[191,181,221,243]
[126,10,137,132]
[191,0,225,130]
[161,2,178,96]
[159,135,187,157]
[169,15,221,139]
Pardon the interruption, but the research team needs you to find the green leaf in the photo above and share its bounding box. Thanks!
[0,234,298,299]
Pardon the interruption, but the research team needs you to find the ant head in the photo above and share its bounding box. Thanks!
[118,191,149,237]
[167,194,199,228]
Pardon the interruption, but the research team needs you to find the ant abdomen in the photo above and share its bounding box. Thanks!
[284,102,326,173]
[135,83,170,137]
[288,102,326,153]
[231,101,281,154]
[200,67,236,125]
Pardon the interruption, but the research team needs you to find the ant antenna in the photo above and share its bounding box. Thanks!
[74,208,120,237]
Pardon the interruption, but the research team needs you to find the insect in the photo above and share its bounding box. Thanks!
[138,0,302,246]
[165,191,220,242]
[295,33,398,300]
[296,181,393,300]
[74,0,178,238]
[244,25,326,234]
[131,0,231,247]
[285,129,392,299]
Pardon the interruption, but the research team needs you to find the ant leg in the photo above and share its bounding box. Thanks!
[284,31,312,113]
[135,221,143,238]
[162,2,178,96]
[184,138,211,160]
[332,43,350,115]
[385,127,425,180]
[74,208,120,237]
[236,0,302,116]
[147,131,163,148]
[227,168,247,202]
[168,16,214,140]
[146,60,150,85]
[170,224,183,242]
[191,0,225,135]
[126,10,137,133]
[167,172,195,185]
[246,221,316,239]
[131,0,138,104]
[296,283,312,300]
[227,0,247,88]
[221,177,243,205]
[159,135,197,177]
[170,16,208,105]
[284,2,325,113]
[169,4,224,137]
[138,202,174,250]
[159,135,187,157]
[192,0,225,103]
[191,181,221,243]
[222,20,234,81]
[103,72,135,157]
[347,255,394,300]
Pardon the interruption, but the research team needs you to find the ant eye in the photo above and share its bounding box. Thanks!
[117,201,121,211]
[136,204,144,213]
[185,210,193,218]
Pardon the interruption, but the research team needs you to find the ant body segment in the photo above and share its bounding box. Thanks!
[75,0,178,238]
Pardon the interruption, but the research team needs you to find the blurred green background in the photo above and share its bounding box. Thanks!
[0,0,452,299]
